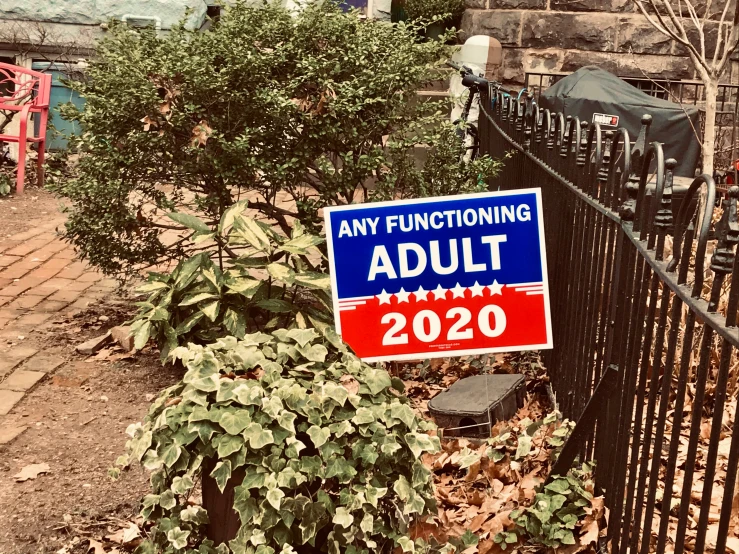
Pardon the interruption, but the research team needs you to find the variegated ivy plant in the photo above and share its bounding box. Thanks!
[114,329,441,554]
[130,203,333,359]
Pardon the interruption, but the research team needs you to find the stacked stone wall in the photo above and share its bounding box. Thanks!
[459,0,735,86]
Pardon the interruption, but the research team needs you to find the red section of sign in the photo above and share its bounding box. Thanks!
[338,283,549,361]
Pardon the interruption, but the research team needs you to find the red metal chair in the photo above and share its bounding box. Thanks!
[0,63,51,194]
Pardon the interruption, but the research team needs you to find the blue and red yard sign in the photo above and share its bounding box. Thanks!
[324,189,552,362]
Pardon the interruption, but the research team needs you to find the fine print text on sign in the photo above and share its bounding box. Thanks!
[324,189,553,362]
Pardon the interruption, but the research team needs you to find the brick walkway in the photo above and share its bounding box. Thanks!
[0,218,117,441]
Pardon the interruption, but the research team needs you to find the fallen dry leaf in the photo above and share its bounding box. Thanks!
[579,515,599,546]
[87,539,106,554]
[726,536,739,554]
[191,120,213,147]
[106,522,142,546]
[122,522,142,543]
[14,463,50,482]
[339,374,360,395]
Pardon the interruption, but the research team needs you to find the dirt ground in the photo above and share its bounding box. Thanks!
[0,189,64,243]
[0,297,182,554]
[0,190,181,554]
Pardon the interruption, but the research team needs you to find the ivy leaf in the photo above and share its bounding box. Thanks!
[277,412,297,434]
[159,443,181,468]
[360,512,373,534]
[285,328,319,348]
[545,479,572,495]
[217,434,244,458]
[363,368,392,394]
[266,488,285,510]
[167,212,210,233]
[332,507,354,529]
[233,484,259,524]
[243,422,274,449]
[405,433,438,459]
[159,489,177,510]
[397,537,415,553]
[516,434,533,459]
[171,475,194,495]
[241,469,266,489]
[210,460,232,493]
[365,485,387,508]
[325,457,357,483]
[306,425,330,448]
[351,407,375,426]
[299,343,328,363]
[393,475,412,501]
[167,527,190,550]
[261,395,283,419]
[218,409,252,435]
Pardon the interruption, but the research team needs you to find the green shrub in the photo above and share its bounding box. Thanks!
[130,204,333,359]
[114,331,440,553]
[402,0,465,22]
[51,1,499,279]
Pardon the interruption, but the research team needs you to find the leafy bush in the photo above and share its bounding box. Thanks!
[52,1,500,279]
[114,331,440,553]
[402,0,465,22]
[130,203,333,358]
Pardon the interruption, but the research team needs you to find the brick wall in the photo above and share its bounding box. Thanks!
[460,0,721,85]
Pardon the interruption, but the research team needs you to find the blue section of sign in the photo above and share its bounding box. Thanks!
[326,191,543,300]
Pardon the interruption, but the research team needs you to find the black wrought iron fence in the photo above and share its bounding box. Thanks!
[479,86,739,554]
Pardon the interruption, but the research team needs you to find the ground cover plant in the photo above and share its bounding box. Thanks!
[114,331,442,554]
[53,0,500,279]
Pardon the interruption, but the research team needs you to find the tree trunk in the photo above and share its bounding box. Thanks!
[702,80,718,178]
[695,80,718,234]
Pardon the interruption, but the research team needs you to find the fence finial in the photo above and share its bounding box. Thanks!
[620,115,653,221]
[710,186,739,277]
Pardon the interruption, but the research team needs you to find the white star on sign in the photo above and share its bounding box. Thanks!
[451,283,466,299]
[469,281,485,297]
[432,285,447,300]
[414,286,429,302]
[395,288,410,303]
[377,289,392,305]
[488,280,503,296]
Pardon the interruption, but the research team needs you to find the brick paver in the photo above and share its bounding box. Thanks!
[0,390,25,415]
[0,422,27,444]
[0,370,45,391]
[0,218,108,432]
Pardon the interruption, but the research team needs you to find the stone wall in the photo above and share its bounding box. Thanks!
[460,0,723,86]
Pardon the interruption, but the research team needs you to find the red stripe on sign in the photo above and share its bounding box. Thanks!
[338,284,549,359]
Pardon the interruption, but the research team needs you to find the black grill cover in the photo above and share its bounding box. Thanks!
[539,66,701,177]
